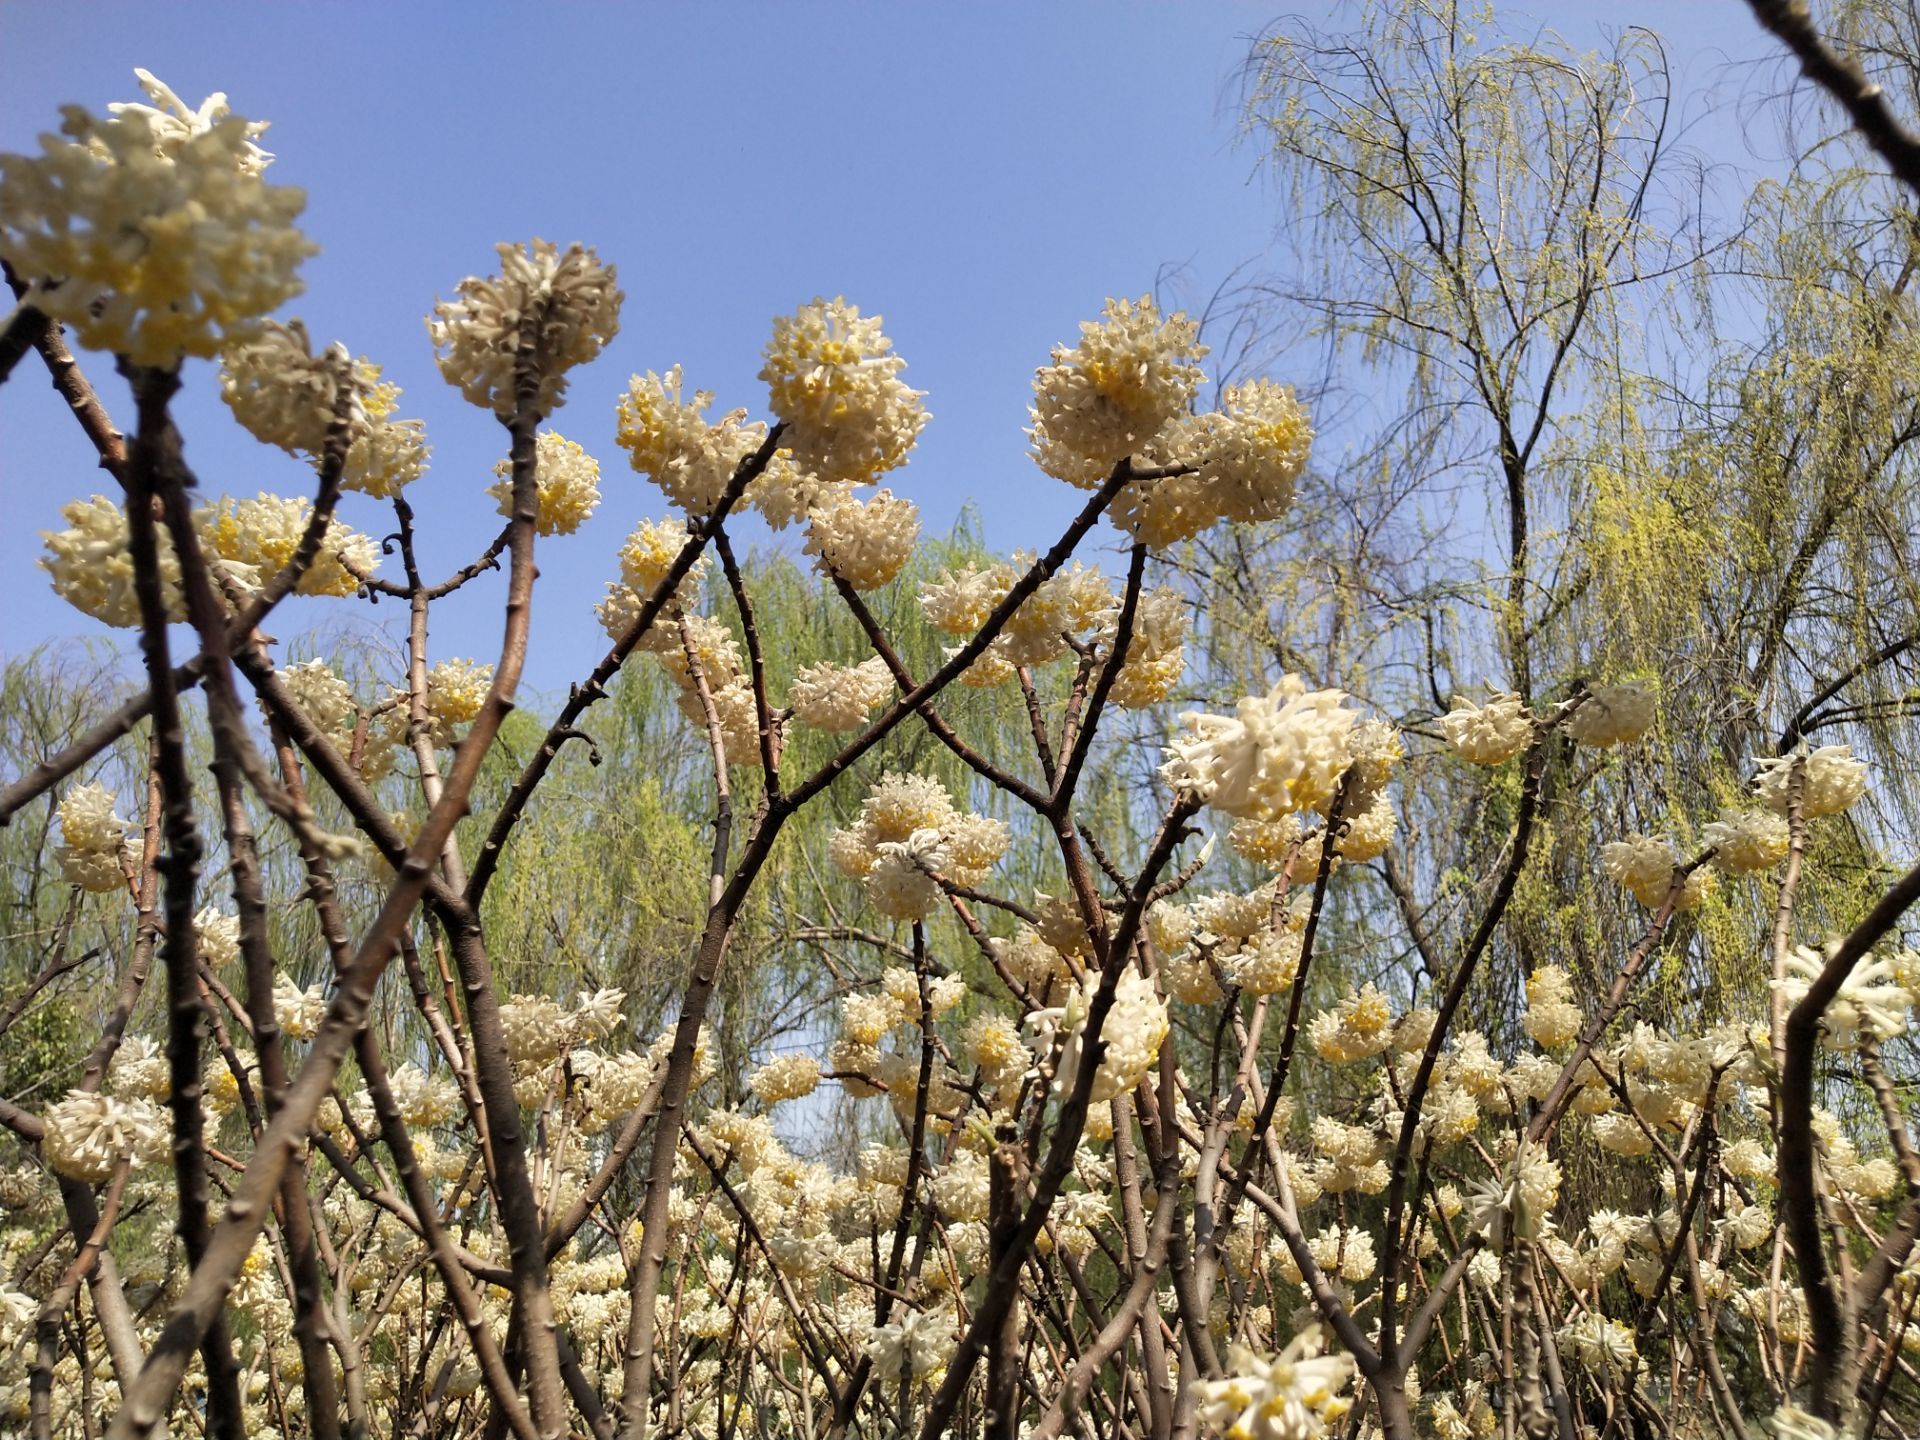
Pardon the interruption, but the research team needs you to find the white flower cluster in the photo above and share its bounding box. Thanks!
[1162,676,1359,821]
[1703,808,1790,874]
[748,1054,822,1106]
[1522,966,1583,1050]
[1196,1334,1355,1440]
[221,320,430,497]
[865,1308,955,1379]
[424,659,494,746]
[42,490,383,628]
[1773,944,1911,1048]
[1029,299,1314,549]
[429,239,622,417]
[788,656,893,732]
[1025,969,1169,1104]
[40,495,183,629]
[1437,690,1532,765]
[1600,833,1711,912]
[42,1089,168,1183]
[802,487,921,592]
[199,491,380,598]
[276,658,405,780]
[829,773,1010,922]
[55,782,131,892]
[617,366,769,516]
[1564,680,1657,748]
[761,296,927,485]
[488,430,602,536]
[651,614,765,765]
[0,70,313,364]
[597,516,710,650]
[1755,744,1868,818]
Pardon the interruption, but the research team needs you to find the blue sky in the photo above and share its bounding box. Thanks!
[0,2,1781,698]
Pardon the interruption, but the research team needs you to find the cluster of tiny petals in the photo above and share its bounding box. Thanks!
[425,659,493,743]
[41,494,184,628]
[803,488,920,591]
[219,322,432,498]
[198,491,379,597]
[789,656,893,732]
[489,430,602,535]
[1523,966,1584,1050]
[1704,808,1791,874]
[428,239,622,417]
[1755,744,1868,818]
[1109,585,1190,708]
[1030,295,1207,472]
[1196,1333,1356,1440]
[748,1054,822,1106]
[1601,833,1711,911]
[1162,675,1357,821]
[761,296,927,484]
[1026,969,1169,1103]
[1437,691,1533,765]
[744,450,849,532]
[829,773,1009,923]
[1192,378,1313,523]
[42,1089,168,1183]
[1564,680,1657,748]
[56,782,131,892]
[920,561,1015,635]
[616,365,766,515]
[0,73,314,364]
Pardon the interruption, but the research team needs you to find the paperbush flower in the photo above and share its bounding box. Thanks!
[803,487,920,591]
[1196,1334,1356,1440]
[42,1089,168,1182]
[1755,744,1868,818]
[789,656,892,732]
[55,782,131,892]
[198,492,380,597]
[761,297,927,483]
[617,366,766,515]
[1564,680,1657,748]
[1704,807,1791,873]
[1030,295,1206,474]
[748,1054,821,1105]
[1025,969,1168,1104]
[429,239,622,417]
[41,494,184,628]
[1437,691,1532,764]
[0,73,313,364]
[1601,833,1709,911]
[1162,676,1358,821]
[489,430,601,535]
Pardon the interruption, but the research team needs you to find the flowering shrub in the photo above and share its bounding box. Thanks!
[2,62,1919,1440]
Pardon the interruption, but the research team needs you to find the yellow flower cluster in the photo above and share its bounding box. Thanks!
[489,430,602,535]
[761,296,927,484]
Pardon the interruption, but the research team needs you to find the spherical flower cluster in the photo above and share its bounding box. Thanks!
[748,1054,821,1106]
[1773,944,1911,1047]
[616,366,767,515]
[1755,744,1868,818]
[1564,680,1657,748]
[0,76,314,365]
[428,239,622,417]
[1026,968,1169,1104]
[1188,378,1314,524]
[920,561,1015,636]
[745,451,848,532]
[1226,926,1304,996]
[1109,586,1190,708]
[598,516,710,650]
[996,560,1117,667]
[274,976,328,1041]
[1196,1334,1355,1440]
[194,906,241,968]
[1703,808,1791,874]
[1559,1314,1636,1373]
[425,659,493,745]
[1030,296,1207,475]
[1437,691,1532,765]
[1308,985,1397,1064]
[220,322,430,497]
[1162,676,1358,821]
[56,782,131,892]
[488,430,601,535]
[1601,834,1710,911]
[865,1308,955,1379]
[1522,966,1583,1050]
[789,656,893,732]
[761,297,927,484]
[41,494,184,628]
[198,492,380,597]
[829,773,1009,922]
[42,1089,167,1183]
[803,488,920,591]
[651,615,765,765]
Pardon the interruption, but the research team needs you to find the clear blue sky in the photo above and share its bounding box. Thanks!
[0,2,1781,698]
